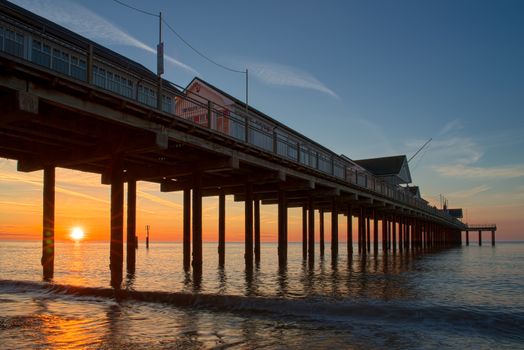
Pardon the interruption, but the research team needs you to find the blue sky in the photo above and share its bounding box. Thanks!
[5,0,524,237]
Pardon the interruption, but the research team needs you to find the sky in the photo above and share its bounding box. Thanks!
[1,0,523,242]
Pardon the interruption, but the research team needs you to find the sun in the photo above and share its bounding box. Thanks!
[70,227,85,241]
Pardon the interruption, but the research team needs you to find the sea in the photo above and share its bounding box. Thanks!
[1,241,523,349]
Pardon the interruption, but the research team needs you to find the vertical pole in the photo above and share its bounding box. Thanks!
[110,161,124,289]
[360,207,366,255]
[358,207,363,254]
[126,180,137,273]
[254,197,261,263]
[192,173,202,270]
[218,192,226,266]
[478,230,482,246]
[308,196,315,261]
[491,230,495,246]
[319,208,325,257]
[42,166,55,281]
[466,230,469,246]
[373,209,378,254]
[183,188,191,270]
[347,204,353,255]
[302,204,307,259]
[278,189,287,265]
[244,183,254,267]
[366,212,371,252]
[382,215,387,252]
[331,198,339,258]
[392,216,397,252]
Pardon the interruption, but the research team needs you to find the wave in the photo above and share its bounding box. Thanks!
[1,279,523,341]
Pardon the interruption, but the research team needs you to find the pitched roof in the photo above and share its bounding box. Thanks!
[354,155,407,176]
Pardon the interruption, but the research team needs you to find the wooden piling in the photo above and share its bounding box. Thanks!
[392,216,397,252]
[382,215,387,252]
[491,230,495,246]
[308,196,315,261]
[478,230,482,246]
[126,180,136,273]
[218,192,225,266]
[347,204,353,255]
[373,209,378,254]
[42,166,55,281]
[366,213,371,253]
[302,205,307,259]
[183,188,191,270]
[245,183,254,267]
[192,173,203,270]
[254,197,261,263]
[319,208,325,257]
[110,162,124,289]
[331,198,338,258]
[278,189,287,267]
[278,189,287,265]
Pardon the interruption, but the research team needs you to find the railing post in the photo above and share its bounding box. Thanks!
[273,129,278,154]
[244,115,249,143]
[87,44,93,84]
[207,100,212,129]
[297,142,301,163]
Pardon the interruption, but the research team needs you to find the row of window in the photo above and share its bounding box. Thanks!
[0,25,173,112]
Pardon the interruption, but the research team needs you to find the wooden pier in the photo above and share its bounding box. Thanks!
[464,224,497,246]
[0,1,468,289]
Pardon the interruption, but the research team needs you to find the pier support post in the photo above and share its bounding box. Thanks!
[278,189,287,265]
[126,180,137,273]
[319,208,325,257]
[244,183,254,267]
[373,210,378,254]
[110,161,124,289]
[42,166,55,281]
[308,196,315,261]
[254,197,261,263]
[347,204,353,255]
[192,173,203,271]
[392,217,397,252]
[218,192,226,266]
[183,188,191,270]
[331,198,339,258]
[491,230,495,246]
[302,205,307,259]
[382,215,387,252]
[478,230,482,246]
[366,212,371,253]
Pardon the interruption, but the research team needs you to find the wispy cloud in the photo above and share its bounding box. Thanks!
[137,190,182,210]
[435,164,524,179]
[447,185,491,199]
[10,0,198,75]
[246,61,338,99]
[438,119,463,137]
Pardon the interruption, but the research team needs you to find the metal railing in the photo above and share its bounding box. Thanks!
[0,12,464,226]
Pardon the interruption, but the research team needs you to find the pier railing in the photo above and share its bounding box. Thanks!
[0,12,462,226]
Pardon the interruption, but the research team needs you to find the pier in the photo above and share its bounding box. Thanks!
[464,224,497,246]
[0,1,467,288]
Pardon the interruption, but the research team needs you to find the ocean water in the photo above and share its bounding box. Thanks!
[1,241,523,349]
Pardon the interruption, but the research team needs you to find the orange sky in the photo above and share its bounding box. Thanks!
[0,159,521,243]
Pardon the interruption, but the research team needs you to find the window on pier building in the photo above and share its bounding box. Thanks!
[31,40,51,68]
[93,65,106,88]
[3,28,24,58]
[52,48,69,75]
[162,95,173,113]
[70,55,87,81]
[138,84,157,107]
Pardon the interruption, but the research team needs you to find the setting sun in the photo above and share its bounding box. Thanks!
[70,227,85,241]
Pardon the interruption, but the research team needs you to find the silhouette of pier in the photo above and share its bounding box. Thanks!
[0,1,470,288]
[464,224,497,246]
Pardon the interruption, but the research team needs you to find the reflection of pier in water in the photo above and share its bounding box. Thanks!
[0,1,469,289]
